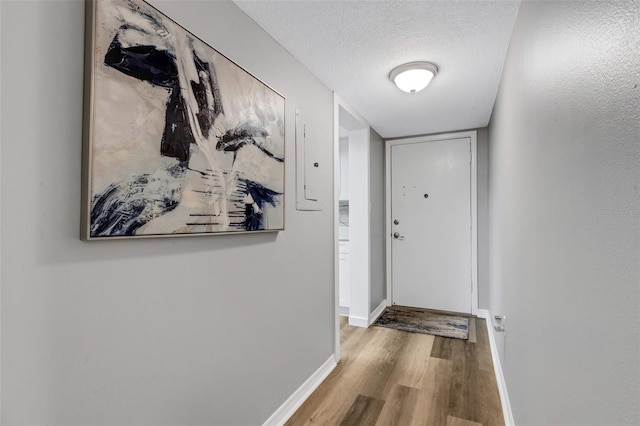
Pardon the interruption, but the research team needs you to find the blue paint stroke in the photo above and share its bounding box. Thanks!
[90,165,185,237]
[243,180,281,231]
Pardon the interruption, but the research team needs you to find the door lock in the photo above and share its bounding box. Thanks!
[394,219,400,225]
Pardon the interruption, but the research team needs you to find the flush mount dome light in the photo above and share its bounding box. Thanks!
[389,61,438,94]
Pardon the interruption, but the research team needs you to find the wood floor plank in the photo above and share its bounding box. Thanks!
[447,319,505,426]
[379,331,435,399]
[340,320,373,356]
[447,338,478,422]
[375,384,420,426]
[467,318,477,344]
[356,327,410,399]
[339,394,385,426]
[430,336,454,360]
[292,382,356,426]
[446,415,483,426]
[340,315,354,338]
[412,357,453,426]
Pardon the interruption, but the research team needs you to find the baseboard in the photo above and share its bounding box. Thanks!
[477,309,515,426]
[368,299,387,325]
[348,314,369,328]
[339,305,349,316]
[263,355,336,426]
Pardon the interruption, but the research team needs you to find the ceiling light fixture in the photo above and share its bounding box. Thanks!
[389,61,438,94]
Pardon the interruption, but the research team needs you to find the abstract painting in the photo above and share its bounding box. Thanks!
[81,0,285,240]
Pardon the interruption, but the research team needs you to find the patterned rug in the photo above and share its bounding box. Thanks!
[374,306,469,340]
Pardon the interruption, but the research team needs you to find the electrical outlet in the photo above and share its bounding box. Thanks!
[493,315,506,332]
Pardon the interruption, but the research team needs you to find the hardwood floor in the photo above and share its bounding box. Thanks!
[286,315,504,426]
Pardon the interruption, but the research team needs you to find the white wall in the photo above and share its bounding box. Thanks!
[476,128,490,309]
[488,1,640,424]
[369,129,385,312]
[339,136,349,201]
[338,116,384,322]
[347,127,370,325]
[338,137,350,311]
[0,1,335,424]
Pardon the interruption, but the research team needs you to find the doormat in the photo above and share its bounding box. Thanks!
[374,306,469,340]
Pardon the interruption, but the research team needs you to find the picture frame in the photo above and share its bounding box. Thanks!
[81,0,285,240]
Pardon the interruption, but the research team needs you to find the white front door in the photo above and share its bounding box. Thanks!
[390,136,473,313]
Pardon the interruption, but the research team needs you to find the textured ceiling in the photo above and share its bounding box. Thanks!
[233,0,520,138]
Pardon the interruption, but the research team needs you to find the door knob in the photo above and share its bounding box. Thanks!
[393,232,404,240]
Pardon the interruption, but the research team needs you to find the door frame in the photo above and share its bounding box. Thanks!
[385,130,478,315]
[333,94,372,362]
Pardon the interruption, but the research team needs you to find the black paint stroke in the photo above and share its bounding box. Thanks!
[104,33,225,164]
[104,34,178,87]
[217,127,284,163]
[105,35,197,162]
[190,50,224,139]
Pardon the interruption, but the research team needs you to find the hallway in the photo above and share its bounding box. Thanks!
[286,316,504,425]
[1,1,637,424]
